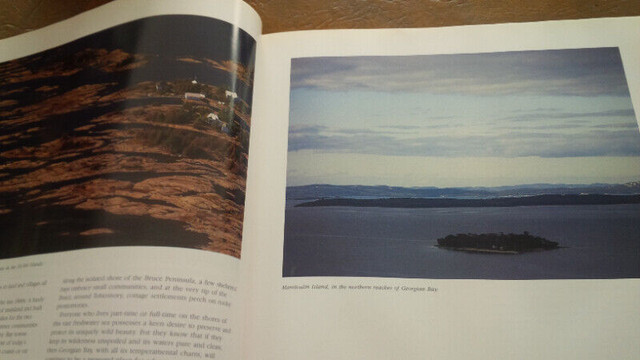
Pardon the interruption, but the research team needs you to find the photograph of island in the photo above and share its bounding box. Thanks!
[283,49,640,279]
[0,15,255,259]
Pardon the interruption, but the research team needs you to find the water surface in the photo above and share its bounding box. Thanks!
[283,203,640,279]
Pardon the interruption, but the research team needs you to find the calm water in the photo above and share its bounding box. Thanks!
[283,202,640,279]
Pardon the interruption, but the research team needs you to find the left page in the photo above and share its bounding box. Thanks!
[0,1,259,359]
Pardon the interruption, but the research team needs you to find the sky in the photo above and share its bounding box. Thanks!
[286,48,640,187]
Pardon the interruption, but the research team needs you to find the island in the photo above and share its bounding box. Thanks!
[436,232,559,254]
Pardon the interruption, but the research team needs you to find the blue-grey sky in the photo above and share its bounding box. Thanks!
[287,48,640,187]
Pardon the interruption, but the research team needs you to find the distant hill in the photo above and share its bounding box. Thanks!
[286,182,640,200]
[295,194,640,209]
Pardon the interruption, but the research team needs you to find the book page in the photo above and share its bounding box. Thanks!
[0,0,259,359]
[246,17,640,359]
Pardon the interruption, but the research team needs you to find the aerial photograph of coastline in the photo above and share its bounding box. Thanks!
[0,15,255,259]
[283,49,640,279]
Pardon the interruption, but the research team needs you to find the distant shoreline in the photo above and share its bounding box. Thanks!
[294,194,640,208]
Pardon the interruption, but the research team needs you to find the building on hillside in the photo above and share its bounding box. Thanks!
[225,90,238,100]
[185,92,206,101]
[206,113,223,126]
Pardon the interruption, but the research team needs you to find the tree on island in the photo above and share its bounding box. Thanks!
[436,232,559,253]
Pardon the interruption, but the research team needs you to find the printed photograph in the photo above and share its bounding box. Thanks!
[283,49,640,279]
[0,15,255,259]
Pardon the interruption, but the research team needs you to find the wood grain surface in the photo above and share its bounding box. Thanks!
[1,0,639,40]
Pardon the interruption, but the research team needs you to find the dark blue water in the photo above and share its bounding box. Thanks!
[283,202,640,279]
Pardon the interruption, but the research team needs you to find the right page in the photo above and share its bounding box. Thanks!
[245,17,640,359]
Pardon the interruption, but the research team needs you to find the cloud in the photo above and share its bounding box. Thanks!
[378,125,422,130]
[289,124,327,135]
[505,108,637,122]
[591,122,640,129]
[288,124,640,158]
[291,48,631,97]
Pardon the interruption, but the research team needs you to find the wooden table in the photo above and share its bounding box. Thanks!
[1,0,639,39]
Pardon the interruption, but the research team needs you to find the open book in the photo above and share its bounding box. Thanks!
[1,0,639,358]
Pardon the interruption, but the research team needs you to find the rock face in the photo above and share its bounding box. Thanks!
[0,43,253,259]
[436,232,559,254]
